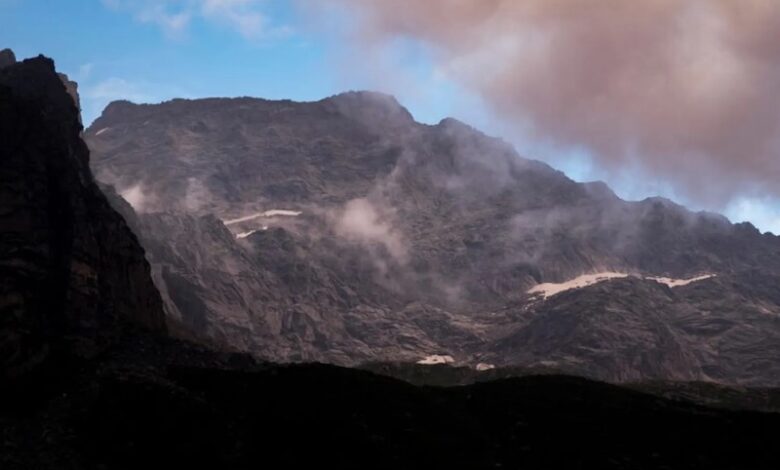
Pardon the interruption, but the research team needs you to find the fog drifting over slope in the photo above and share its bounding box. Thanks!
[321,0,780,232]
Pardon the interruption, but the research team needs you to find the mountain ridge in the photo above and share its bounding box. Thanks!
[87,94,777,237]
[86,85,780,385]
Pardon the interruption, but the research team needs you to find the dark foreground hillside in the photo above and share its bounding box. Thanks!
[362,362,780,413]
[2,332,780,470]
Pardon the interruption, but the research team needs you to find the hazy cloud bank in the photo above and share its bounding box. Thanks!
[328,0,780,209]
[334,198,408,262]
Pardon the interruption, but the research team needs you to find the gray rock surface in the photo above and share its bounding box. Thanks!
[86,93,780,385]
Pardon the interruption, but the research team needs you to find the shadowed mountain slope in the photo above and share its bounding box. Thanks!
[86,92,780,385]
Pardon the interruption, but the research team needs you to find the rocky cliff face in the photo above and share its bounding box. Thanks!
[86,92,780,385]
[0,53,166,380]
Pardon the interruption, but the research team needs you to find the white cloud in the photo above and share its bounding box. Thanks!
[80,76,189,126]
[102,0,290,40]
[201,0,268,39]
[84,77,156,102]
[139,6,192,37]
[82,77,157,124]
[101,0,192,37]
[77,63,94,81]
[120,183,151,212]
[334,198,407,261]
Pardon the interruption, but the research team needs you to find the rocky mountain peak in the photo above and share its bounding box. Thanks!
[86,87,780,385]
[581,181,618,201]
[323,90,415,129]
[436,116,471,129]
[0,48,16,68]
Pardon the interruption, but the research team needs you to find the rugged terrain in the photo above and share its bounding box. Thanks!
[5,50,780,469]
[86,90,780,385]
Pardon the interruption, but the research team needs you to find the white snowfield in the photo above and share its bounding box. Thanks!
[416,355,455,365]
[528,272,716,299]
[223,209,302,226]
[528,272,628,299]
[235,227,269,239]
[475,363,496,371]
[646,274,716,287]
[95,127,110,136]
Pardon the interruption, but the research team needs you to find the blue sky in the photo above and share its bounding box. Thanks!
[0,0,466,126]
[1,0,338,124]
[1,0,778,233]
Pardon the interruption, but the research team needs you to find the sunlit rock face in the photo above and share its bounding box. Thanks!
[86,92,780,385]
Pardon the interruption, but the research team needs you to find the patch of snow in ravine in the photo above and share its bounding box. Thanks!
[235,227,269,239]
[646,274,716,288]
[95,127,110,136]
[528,272,717,299]
[417,355,455,365]
[528,272,628,299]
[475,363,496,371]
[223,210,302,226]
[263,209,302,217]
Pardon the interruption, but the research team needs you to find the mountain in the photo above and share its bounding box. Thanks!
[3,49,780,469]
[85,93,780,385]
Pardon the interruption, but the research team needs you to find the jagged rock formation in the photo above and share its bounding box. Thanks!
[0,53,166,380]
[87,86,780,385]
[57,72,81,125]
[0,48,16,68]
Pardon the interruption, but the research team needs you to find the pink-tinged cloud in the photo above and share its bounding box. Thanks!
[330,0,780,205]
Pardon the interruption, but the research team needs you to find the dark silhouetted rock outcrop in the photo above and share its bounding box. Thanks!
[0,53,166,380]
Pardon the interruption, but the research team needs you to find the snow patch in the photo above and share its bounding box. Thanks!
[236,230,256,239]
[416,355,455,365]
[528,272,628,299]
[263,209,302,218]
[528,272,717,299]
[475,363,495,371]
[235,226,269,239]
[95,127,110,136]
[223,210,301,226]
[646,274,716,288]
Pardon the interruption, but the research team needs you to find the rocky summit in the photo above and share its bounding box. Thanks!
[86,92,780,385]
